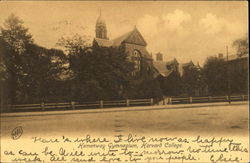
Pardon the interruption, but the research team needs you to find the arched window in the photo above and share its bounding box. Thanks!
[132,50,142,74]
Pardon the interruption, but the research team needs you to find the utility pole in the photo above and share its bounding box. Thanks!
[226,46,231,104]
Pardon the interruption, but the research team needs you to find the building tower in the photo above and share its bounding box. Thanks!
[95,10,108,40]
[156,52,163,61]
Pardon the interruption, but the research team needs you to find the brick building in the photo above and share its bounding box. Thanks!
[218,53,248,94]
[92,12,153,77]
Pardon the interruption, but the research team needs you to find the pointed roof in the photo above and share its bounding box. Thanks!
[93,27,152,59]
[181,60,194,67]
[112,28,147,46]
[94,27,148,47]
[96,9,106,26]
[112,30,134,46]
[178,60,198,76]
[153,61,174,78]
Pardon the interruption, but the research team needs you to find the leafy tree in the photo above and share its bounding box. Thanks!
[203,56,227,95]
[56,33,91,55]
[159,71,182,97]
[64,44,134,101]
[0,38,11,111]
[0,14,33,103]
[0,38,9,81]
[17,44,67,103]
[232,37,248,57]
[229,65,248,95]
[127,78,163,100]
[1,14,33,54]
[1,14,67,104]
[181,65,202,96]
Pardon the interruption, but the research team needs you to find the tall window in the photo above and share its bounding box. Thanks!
[132,50,142,76]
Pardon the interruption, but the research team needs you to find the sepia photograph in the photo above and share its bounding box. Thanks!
[0,1,249,162]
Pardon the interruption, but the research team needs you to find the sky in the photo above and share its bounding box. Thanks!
[0,1,248,65]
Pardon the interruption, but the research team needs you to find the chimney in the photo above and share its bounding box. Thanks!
[218,53,224,58]
[156,52,163,61]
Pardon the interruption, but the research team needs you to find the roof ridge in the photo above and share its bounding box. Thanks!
[112,28,147,46]
[112,30,134,46]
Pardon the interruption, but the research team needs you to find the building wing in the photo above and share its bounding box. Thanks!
[153,61,174,78]
[93,38,113,47]
[179,61,195,76]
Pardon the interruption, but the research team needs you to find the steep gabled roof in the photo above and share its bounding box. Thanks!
[94,27,148,48]
[112,28,147,47]
[179,60,195,76]
[112,30,134,46]
[153,61,174,78]
[93,27,152,60]
[180,60,194,67]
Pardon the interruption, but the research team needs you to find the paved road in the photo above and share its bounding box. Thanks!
[1,102,248,138]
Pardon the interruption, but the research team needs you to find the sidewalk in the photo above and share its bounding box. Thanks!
[1,101,248,118]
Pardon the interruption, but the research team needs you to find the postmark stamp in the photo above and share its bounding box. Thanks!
[11,126,23,140]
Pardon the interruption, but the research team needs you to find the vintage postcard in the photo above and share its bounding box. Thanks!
[0,1,249,163]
